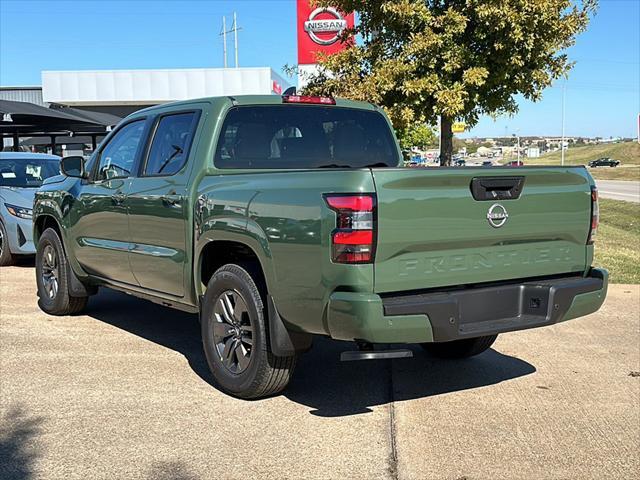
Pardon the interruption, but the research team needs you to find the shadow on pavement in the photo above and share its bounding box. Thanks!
[0,405,45,480]
[284,341,536,417]
[9,256,35,268]
[86,288,536,417]
[146,461,199,480]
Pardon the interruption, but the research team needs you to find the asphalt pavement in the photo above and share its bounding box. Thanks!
[595,180,640,203]
[1,265,639,480]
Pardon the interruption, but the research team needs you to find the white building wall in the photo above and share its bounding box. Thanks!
[42,68,290,106]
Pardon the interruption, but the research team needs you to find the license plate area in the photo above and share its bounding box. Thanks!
[458,285,550,326]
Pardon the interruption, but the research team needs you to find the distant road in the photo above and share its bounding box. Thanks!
[596,180,640,203]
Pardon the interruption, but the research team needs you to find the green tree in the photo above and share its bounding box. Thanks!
[303,0,596,165]
[398,123,438,150]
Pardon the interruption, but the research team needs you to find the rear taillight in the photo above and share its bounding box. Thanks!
[325,194,376,264]
[588,186,599,244]
[283,95,336,105]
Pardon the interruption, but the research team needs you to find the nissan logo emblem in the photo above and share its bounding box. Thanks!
[487,204,509,228]
[304,7,347,46]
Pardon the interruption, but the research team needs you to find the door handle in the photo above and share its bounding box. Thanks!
[111,192,126,205]
[161,193,181,207]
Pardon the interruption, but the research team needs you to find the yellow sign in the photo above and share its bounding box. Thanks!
[452,122,466,133]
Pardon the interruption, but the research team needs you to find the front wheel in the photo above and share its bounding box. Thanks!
[35,228,88,315]
[201,263,296,399]
[420,335,498,359]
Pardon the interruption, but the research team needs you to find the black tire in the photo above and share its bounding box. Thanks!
[421,334,498,359]
[35,228,88,315]
[0,221,15,266]
[201,263,296,399]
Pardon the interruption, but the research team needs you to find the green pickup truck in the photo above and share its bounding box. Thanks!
[33,95,608,399]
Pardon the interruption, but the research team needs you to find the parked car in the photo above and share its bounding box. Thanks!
[454,159,466,167]
[33,95,608,399]
[505,160,524,167]
[0,152,61,265]
[589,158,620,167]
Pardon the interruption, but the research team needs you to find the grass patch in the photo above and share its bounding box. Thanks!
[534,141,640,166]
[593,198,640,284]
[589,166,640,181]
[528,142,640,181]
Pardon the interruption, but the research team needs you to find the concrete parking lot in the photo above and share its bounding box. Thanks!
[1,264,639,480]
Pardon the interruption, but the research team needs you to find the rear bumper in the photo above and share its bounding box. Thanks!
[326,268,608,343]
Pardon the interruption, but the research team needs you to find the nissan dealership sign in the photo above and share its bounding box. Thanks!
[304,7,347,45]
[297,0,354,65]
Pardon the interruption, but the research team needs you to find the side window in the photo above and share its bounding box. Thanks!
[144,112,197,176]
[95,120,145,181]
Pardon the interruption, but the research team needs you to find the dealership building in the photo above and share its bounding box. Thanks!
[40,67,289,117]
[0,66,290,153]
[2,66,289,117]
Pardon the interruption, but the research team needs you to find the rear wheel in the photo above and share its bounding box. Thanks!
[201,263,296,399]
[421,335,498,359]
[35,228,88,315]
[0,222,15,266]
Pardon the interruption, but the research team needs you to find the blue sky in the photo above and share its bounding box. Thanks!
[0,0,638,138]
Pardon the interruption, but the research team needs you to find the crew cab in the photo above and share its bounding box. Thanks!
[33,95,608,399]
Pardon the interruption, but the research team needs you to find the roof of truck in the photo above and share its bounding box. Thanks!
[132,95,378,117]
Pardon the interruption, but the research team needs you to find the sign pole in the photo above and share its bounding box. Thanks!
[437,116,441,163]
[561,81,566,166]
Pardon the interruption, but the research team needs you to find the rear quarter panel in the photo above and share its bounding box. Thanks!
[195,169,376,335]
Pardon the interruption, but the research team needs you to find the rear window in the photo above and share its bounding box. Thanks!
[214,105,399,169]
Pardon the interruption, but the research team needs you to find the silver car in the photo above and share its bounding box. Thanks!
[0,152,61,265]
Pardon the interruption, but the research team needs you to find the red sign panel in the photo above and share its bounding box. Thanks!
[297,0,354,65]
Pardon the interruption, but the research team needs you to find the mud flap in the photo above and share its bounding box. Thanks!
[267,296,312,356]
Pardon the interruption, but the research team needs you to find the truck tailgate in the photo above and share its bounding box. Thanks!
[371,167,592,293]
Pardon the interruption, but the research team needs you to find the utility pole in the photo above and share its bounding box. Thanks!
[233,12,240,68]
[220,13,242,68]
[220,16,228,68]
[561,81,566,166]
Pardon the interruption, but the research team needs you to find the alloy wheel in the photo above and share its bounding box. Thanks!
[41,244,59,299]
[212,290,254,374]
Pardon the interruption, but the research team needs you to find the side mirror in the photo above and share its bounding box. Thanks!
[60,156,86,178]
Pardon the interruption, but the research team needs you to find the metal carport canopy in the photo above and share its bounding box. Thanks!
[0,99,111,133]
[0,100,121,151]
